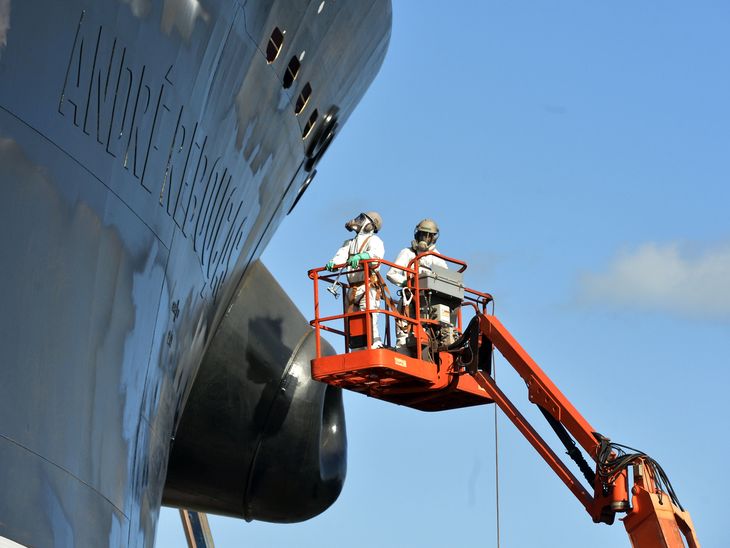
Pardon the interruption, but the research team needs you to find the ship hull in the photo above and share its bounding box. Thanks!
[0,0,391,546]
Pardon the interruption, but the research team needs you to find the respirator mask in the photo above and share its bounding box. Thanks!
[345,213,373,233]
[412,229,437,253]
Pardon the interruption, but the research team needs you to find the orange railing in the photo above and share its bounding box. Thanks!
[308,252,492,360]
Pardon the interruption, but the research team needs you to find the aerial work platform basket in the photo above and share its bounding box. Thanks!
[308,254,495,412]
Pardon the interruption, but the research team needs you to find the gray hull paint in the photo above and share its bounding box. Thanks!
[0,1,391,546]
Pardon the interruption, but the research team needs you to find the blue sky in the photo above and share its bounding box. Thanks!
[157,2,728,546]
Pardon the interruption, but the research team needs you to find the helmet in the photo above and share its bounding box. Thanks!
[412,219,439,253]
[364,211,382,233]
[415,219,438,235]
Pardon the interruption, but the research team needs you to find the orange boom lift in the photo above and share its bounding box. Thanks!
[309,253,699,548]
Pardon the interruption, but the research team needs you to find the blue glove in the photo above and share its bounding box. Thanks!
[325,261,336,271]
[346,252,370,268]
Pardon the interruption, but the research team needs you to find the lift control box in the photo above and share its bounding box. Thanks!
[418,264,465,301]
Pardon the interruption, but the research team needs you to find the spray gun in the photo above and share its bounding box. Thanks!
[327,268,344,299]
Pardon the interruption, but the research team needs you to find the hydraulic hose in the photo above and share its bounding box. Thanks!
[537,405,596,487]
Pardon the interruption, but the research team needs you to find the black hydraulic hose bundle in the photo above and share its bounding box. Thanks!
[537,406,596,487]
[535,416,685,512]
[447,316,491,375]
[446,316,478,371]
[446,316,477,352]
[595,438,684,511]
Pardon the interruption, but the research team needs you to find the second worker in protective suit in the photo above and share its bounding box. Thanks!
[386,219,448,350]
[326,212,385,349]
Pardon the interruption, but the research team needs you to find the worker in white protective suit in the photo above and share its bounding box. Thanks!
[386,219,448,350]
[326,212,385,349]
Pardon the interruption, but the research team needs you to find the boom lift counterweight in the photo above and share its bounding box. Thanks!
[309,253,700,548]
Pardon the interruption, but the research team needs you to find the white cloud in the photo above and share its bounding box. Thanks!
[577,241,730,319]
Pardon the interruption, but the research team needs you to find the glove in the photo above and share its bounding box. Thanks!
[401,279,408,287]
[325,261,336,271]
[346,252,370,268]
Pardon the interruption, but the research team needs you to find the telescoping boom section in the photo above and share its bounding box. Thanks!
[308,253,700,548]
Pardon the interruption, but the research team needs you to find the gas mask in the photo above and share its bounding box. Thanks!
[412,230,437,253]
[345,213,373,234]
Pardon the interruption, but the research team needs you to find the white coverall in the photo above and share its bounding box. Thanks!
[386,247,448,348]
[330,231,385,349]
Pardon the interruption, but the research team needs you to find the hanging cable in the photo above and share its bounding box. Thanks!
[493,352,500,548]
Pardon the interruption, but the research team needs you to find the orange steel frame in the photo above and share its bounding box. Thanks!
[309,256,699,548]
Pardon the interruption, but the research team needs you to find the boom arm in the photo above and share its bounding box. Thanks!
[473,314,699,548]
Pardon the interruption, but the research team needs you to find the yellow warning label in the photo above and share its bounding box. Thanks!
[394,357,407,368]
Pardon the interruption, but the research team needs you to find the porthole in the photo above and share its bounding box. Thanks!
[295,82,312,114]
[283,56,300,89]
[266,27,284,63]
[302,109,318,139]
